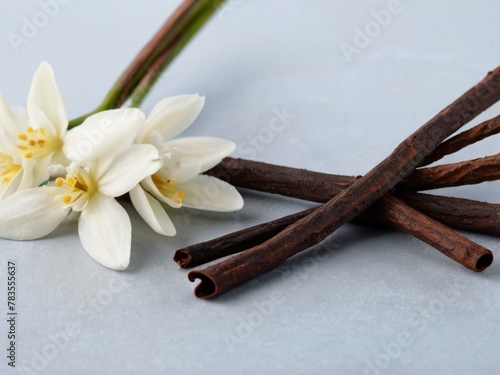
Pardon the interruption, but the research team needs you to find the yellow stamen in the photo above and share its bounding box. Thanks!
[17,127,61,159]
[55,169,95,211]
[151,174,185,204]
[0,153,22,184]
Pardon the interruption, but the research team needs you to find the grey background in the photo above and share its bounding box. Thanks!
[1,1,500,374]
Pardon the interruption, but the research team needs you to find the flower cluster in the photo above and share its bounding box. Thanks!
[0,62,243,270]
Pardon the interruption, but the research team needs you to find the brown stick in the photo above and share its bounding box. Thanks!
[188,67,500,298]
[174,207,317,268]
[205,157,500,235]
[420,115,500,166]
[401,153,500,190]
[208,150,500,195]
[369,195,493,271]
[176,192,499,268]
[176,157,500,268]
[188,192,494,298]
[394,192,500,235]
[206,157,357,203]
[111,0,198,108]
[206,157,500,235]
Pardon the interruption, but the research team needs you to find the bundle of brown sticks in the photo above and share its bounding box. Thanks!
[174,67,500,299]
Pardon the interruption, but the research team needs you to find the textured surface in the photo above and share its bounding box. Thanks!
[1,1,500,374]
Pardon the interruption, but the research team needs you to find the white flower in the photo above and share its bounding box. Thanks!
[0,61,70,199]
[0,108,162,270]
[0,94,26,200]
[130,94,243,236]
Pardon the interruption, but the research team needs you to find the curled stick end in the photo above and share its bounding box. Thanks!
[474,252,493,272]
[173,249,192,268]
[188,271,219,299]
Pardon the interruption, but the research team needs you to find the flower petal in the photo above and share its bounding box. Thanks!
[0,170,22,201]
[27,104,57,135]
[96,144,161,197]
[164,137,235,181]
[141,177,182,208]
[63,108,145,164]
[0,186,69,240]
[78,193,131,270]
[27,61,68,136]
[140,94,205,142]
[159,158,202,185]
[0,94,22,145]
[0,137,19,165]
[18,154,51,190]
[179,175,243,212]
[129,185,176,236]
[140,177,182,208]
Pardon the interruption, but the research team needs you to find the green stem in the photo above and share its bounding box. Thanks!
[129,2,219,107]
[68,0,225,129]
